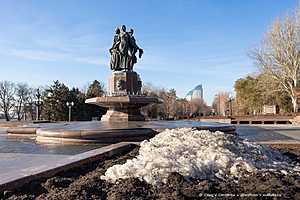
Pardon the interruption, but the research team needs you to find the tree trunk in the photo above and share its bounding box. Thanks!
[5,111,10,121]
[17,108,21,121]
[291,96,298,112]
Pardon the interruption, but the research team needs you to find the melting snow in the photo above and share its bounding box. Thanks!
[102,128,298,185]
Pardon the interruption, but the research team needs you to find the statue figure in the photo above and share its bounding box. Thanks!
[128,29,143,71]
[109,25,143,71]
[118,25,130,70]
[109,28,121,71]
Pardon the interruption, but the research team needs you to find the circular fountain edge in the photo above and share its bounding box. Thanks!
[34,121,236,144]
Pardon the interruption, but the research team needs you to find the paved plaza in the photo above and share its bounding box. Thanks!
[0,124,300,190]
[236,125,300,143]
[0,127,106,186]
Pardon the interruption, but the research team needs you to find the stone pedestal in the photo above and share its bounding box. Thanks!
[108,71,142,96]
[101,109,145,122]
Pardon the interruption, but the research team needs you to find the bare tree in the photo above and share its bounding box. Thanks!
[142,83,159,97]
[175,98,189,117]
[0,81,16,121]
[15,83,30,121]
[159,89,177,119]
[251,11,300,112]
[23,88,38,121]
[190,99,209,116]
[141,83,160,119]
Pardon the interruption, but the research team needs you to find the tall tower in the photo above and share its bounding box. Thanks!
[191,85,203,100]
[186,84,203,101]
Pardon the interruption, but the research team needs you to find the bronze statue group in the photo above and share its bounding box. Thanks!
[109,25,143,71]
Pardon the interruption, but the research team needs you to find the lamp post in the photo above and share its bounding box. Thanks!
[228,96,233,117]
[35,89,42,121]
[66,101,74,122]
[218,94,221,116]
[47,92,53,121]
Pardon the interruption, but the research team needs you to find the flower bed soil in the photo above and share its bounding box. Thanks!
[2,144,300,200]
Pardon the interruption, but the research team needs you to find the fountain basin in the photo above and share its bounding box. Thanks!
[7,127,37,136]
[34,121,235,144]
[36,128,155,144]
[85,96,161,121]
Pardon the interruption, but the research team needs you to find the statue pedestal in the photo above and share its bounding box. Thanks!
[101,107,145,121]
[108,71,142,96]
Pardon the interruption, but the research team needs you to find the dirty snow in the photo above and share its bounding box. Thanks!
[102,128,299,185]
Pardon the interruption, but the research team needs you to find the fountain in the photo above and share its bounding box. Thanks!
[86,25,160,122]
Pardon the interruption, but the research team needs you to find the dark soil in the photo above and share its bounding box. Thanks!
[2,145,300,200]
[270,144,300,163]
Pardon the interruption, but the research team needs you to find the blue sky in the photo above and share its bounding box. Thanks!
[0,0,298,104]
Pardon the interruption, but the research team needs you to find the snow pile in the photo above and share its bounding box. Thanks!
[101,128,296,185]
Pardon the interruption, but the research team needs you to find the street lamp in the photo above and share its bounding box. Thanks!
[228,96,234,117]
[66,101,74,122]
[218,94,221,116]
[47,92,54,121]
[35,88,42,121]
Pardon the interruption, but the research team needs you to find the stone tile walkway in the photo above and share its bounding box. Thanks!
[236,125,300,143]
[0,142,133,191]
[0,153,69,184]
